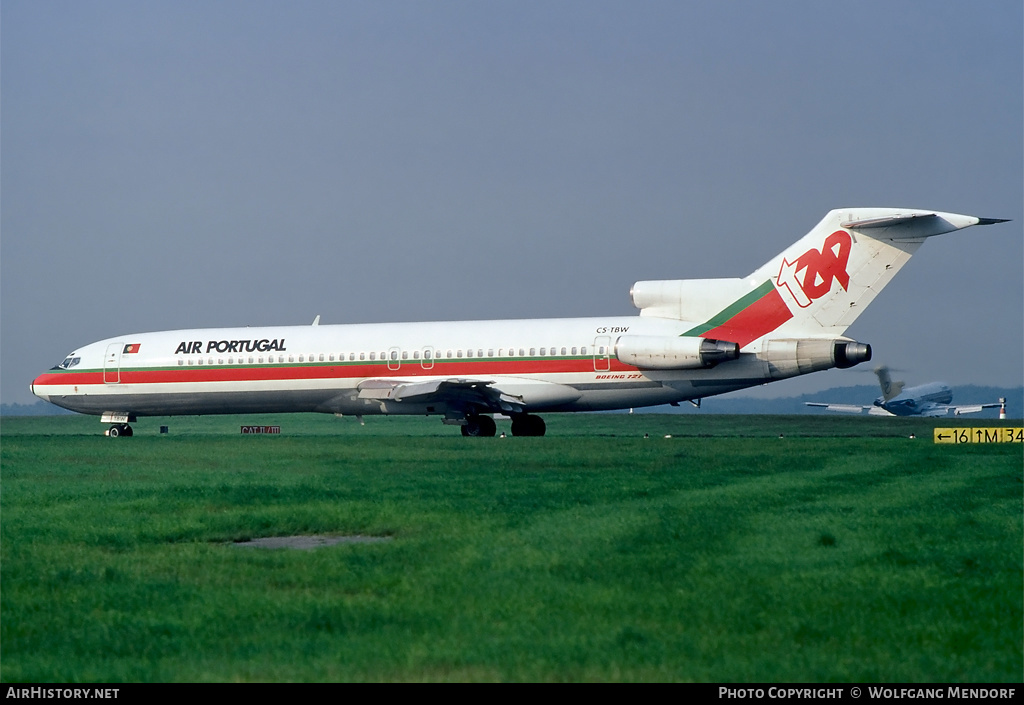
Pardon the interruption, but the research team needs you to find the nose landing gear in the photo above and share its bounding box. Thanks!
[105,423,134,437]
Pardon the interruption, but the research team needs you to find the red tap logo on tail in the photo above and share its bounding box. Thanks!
[776,230,852,308]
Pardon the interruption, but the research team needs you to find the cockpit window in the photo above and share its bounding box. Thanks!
[56,356,81,370]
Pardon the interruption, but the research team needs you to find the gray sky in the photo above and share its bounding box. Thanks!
[2,1,1021,406]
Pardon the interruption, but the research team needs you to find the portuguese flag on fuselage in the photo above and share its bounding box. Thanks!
[682,280,793,348]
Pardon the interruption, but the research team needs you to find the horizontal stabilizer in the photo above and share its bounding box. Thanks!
[839,210,1009,240]
[840,213,938,229]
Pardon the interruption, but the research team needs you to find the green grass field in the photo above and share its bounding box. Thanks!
[2,413,1021,682]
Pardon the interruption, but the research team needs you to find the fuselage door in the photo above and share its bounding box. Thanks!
[387,347,401,371]
[421,346,435,371]
[593,336,611,372]
[104,343,123,384]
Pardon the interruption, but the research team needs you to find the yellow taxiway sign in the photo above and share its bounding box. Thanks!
[933,428,1023,444]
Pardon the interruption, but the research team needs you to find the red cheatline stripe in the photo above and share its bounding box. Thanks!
[34,357,635,387]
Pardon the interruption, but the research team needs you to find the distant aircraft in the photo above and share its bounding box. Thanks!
[31,208,1007,436]
[806,366,1005,417]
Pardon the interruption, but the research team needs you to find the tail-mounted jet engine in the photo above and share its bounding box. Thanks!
[760,338,871,380]
[615,335,740,370]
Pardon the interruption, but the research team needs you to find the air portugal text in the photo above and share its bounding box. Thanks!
[175,339,286,355]
[934,427,1023,444]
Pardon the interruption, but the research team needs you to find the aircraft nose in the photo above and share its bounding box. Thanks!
[31,376,49,402]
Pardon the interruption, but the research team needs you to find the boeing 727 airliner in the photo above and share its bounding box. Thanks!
[31,208,1008,436]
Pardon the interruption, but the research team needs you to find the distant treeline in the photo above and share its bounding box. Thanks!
[3,385,1021,418]
[1,402,75,417]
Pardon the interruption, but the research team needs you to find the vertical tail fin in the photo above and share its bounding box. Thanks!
[874,365,904,401]
[632,209,1007,349]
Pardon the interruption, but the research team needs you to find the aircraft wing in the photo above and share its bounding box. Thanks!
[951,402,1003,416]
[804,402,873,414]
[917,403,952,417]
[357,378,528,414]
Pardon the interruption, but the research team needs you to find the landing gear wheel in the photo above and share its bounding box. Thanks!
[461,415,497,437]
[107,424,133,438]
[511,415,546,437]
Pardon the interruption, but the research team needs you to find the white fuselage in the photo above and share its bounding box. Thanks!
[31,315,778,418]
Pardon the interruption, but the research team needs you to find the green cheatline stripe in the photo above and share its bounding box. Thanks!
[683,279,775,337]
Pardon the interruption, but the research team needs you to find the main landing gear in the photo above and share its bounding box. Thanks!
[511,414,546,437]
[461,414,497,437]
[458,414,546,437]
[105,423,134,437]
